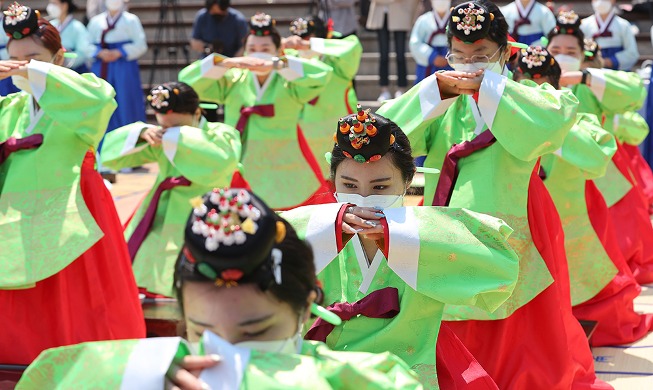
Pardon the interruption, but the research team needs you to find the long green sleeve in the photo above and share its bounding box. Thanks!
[612,111,649,145]
[553,113,617,179]
[165,123,241,185]
[100,122,158,169]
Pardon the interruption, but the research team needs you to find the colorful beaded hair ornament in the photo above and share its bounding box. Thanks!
[448,2,494,44]
[584,38,599,60]
[249,12,275,36]
[334,104,398,164]
[289,17,310,37]
[178,188,285,289]
[517,46,555,79]
[147,85,180,114]
[3,2,43,40]
[553,10,581,35]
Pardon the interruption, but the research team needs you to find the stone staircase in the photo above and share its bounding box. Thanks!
[27,0,653,106]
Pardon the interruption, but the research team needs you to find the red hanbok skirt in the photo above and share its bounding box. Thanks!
[436,323,499,389]
[444,167,611,390]
[607,145,653,284]
[572,181,653,346]
[621,143,653,213]
[0,151,145,365]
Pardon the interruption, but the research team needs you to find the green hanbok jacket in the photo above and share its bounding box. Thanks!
[282,203,519,388]
[178,55,332,209]
[376,71,578,320]
[101,122,241,296]
[0,60,116,289]
[16,337,423,389]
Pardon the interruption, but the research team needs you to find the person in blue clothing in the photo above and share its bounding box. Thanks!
[86,0,147,133]
[190,0,249,58]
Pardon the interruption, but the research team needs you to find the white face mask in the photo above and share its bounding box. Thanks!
[336,193,405,209]
[235,312,304,354]
[46,3,62,19]
[554,54,581,72]
[592,0,612,15]
[451,60,503,74]
[431,0,451,14]
[105,0,124,12]
[11,75,31,93]
[235,332,303,354]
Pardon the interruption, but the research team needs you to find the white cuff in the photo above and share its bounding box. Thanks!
[277,56,304,81]
[586,68,606,102]
[200,54,227,79]
[121,125,150,156]
[162,126,181,164]
[418,74,456,121]
[385,207,420,290]
[27,59,52,101]
[477,70,507,130]
[309,37,326,53]
[303,203,344,273]
[121,338,184,390]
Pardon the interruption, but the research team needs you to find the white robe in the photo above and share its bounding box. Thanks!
[581,11,639,71]
[500,0,556,44]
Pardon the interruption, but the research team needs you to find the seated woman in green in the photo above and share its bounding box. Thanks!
[100,81,241,297]
[16,188,423,390]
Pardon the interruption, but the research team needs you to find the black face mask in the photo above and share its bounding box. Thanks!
[211,13,226,22]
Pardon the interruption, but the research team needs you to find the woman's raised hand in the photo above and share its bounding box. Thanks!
[435,69,484,97]
[222,57,272,72]
[140,125,165,146]
[342,206,385,240]
[0,60,28,81]
[165,354,221,390]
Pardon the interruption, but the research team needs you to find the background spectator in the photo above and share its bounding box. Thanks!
[87,0,147,133]
[366,0,420,101]
[580,0,639,70]
[410,0,451,84]
[190,0,249,57]
[48,0,91,73]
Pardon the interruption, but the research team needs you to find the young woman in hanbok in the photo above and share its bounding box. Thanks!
[514,46,653,347]
[0,3,144,365]
[16,188,424,390]
[284,16,363,179]
[547,10,653,284]
[101,82,242,297]
[179,13,333,210]
[377,2,609,388]
[580,0,639,71]
[86,0,147,132]
[500,0,555,45]
[46,0,90,73]
[409,0,453,84]
[279,108,520,389]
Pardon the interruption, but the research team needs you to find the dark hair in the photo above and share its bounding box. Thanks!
[8,18,62,56]
[447,0,508,48]
[330,122,416,184]
[59,0,79,14]
[174,218,319,315]
[513,60,562,90]
[206,0,230,10]
[160,81,199,115]
[307,16,327,39]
